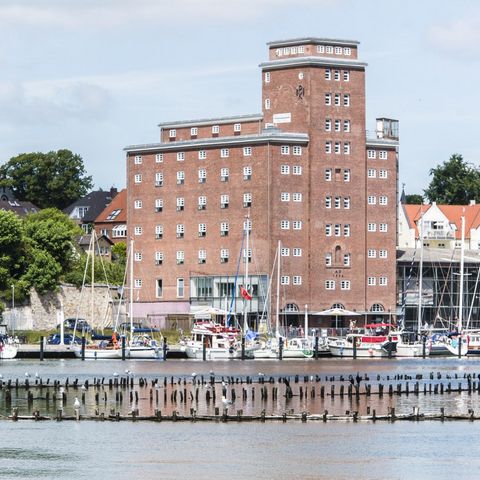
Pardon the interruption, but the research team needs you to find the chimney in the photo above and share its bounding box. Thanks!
[469,199,476,206]
[110,187,118,198]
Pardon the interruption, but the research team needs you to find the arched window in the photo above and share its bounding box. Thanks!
[284,303,299,312]
[332,303,345,309]
[370,303,385,312]
[334,245,342,264]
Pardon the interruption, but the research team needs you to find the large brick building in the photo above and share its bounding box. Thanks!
[125,37,399,327]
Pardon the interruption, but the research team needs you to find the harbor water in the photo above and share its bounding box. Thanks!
[2,357,480,479]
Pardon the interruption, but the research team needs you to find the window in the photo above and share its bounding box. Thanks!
[155,172,163,187]
[265,72,271,83]
[343,94,350,107]
[113,225,127,238]
[343,197,350,209]
[234,123,242,132]
[176,251,184,265]
[212,125,219,134]
[220,148,229,158]
[325,141,332,154]
[343,224,350,237]
[134,199,142,209]
[368,196,376,205]
[368,169,376,178]
[243,146,252,156]
[379,196,388,205]
[220,249,229,263]
[334,93,341,106]
[325,93,331,106]
[344,47,351,56]
[134,252,142,262]
[379,150,388,160]
[155,251,163,265]
[134,174,142,183]
[379,169,388,179]
[298,46,304,53]
[281,276,290,285]
[341,280,351,290]
[367,149,376,159]
[220,194,229,208]
[176,171,185,184]
[325,118,331,131]
[325,168,332,181]
[379,277,388,286]
[326,46,333,54]
[344,169,350,182]
[243,218,252,232]
[343,253,351,266]
[379,249,388,258]
[220,167,229,182]
[243,166,252,180]
[368,277,376,286]
[325,68,331,80]
[281,220,290,230]
[198,195,207,210]
[325,280,335,290]
[335,46,342,55]
[134,279,142,288]
[281,165,290,175]
[265,98,270,110]
[293,276,302,286]
[293,193,302,202]
[243,248,252,263]
[344,142,350,155]
[155,224,163,239]
[176,197,185,211]
[281,192,290,202]
[293,165,302,175]
[198,250,207,264]
[281,145,290,155]
[293,221,302,230]
[191,127,198,137]
[281,248,290,257]
[292,146,302,156]
[368,223,376,232]
[334,141,341,154]
[293,248,302,257]
[370,303,385,312]
[176,224,184,238]
[334,196,340,209]
[169,129,176,138]
[198,223,206,237]
[368,249,376,258]
[334,224,341,236]
[334,119,341,132]
[325,253,332,266]
[343,120,350,132]
[334,70,340,81]
[198,168,206,183]
[134,155,142,165]
[156,279,163,298]
[177,152,185,161]
[220,221,229,236]
[134,226,142,236]
[155,153,163,163]
[198,150,207,160]
[177,278,184,297]
[243,193,252,207]
[325,224,332,236]
[379,223,388,232]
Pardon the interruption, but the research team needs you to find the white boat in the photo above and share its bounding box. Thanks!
[0,342,17,359]
[395,331,429,357]
[73,343,120,359]
[443,334,468,356]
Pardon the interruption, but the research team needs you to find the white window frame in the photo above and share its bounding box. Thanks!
[281,220,290,230]
[134,155,142,165]
[191,127,198,136]
[293,193,302,202]
[343,94,350,107]
[281,192,290,202]
[293,165,302,175]
[155,153,163,163]
[243,146,252,156]
[220,194,229,208]
[220,148,229,158]
[325,280,335,290]
[234,123,242,133]
[177,152,185,161]
[212,125,219,134]
[293,221,302,230]
[198,150,207,160]
[293,248,302,257]
[265,98,270,110]
[134,174,142,184]
[281,145,290,155]
[177,278,184,297]
[243,166,252,180]
[281,165,290,175]
[293,276,302,286]
[292,146,302,156]
[134,199,142,209]
[169,129,176,138]
[341,280,351,290]
[155,225,163,239]
[134,226,142,236]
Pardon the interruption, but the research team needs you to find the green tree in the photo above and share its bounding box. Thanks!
[0,149,93,209]
[23,208,81,271]
[23,249,62,294]
[0,210,26,289]
[424,154,480,204]
[405,194,424,204]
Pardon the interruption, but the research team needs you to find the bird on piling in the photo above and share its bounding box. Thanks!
[191,372,197,381]
[113,372,119,377]
[222,395,233,406]
[25,372,30,378]
[81,385,87,391]
[35,372,39,379]
[73,397,81,409]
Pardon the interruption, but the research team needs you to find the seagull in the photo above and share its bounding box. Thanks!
[191,372,197,378]
[35,372,39,379]
[222,395,233,406]
[113,372,119,377]
[258,372,265,377]
[25,372,30,378]
[73,397,81,409]
[125,369,130,375]
[0,373,3,379]
[81,385,87,391]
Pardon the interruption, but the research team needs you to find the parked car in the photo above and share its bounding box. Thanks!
[119,322,160,333]
[56,318,91,332]
[47,333,84,345]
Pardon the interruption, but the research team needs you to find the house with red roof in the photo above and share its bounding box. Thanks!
[94,188,127,243]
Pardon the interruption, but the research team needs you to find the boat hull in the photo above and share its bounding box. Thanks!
[126,346,162,359]
[329,344,394,358]
[396,343,428,357]
[0,345,17,359]
[73,346,120,359]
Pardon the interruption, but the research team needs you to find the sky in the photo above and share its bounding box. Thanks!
[1,0,479,197]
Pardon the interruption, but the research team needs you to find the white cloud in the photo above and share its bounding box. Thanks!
[428,16,480,57]
[0,0,336,29]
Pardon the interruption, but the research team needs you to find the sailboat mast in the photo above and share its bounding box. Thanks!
[130,239,134,341]
[91,231,95,329]
[276,239,281,336]
[417,212,424,335]
[458,214,465,332]
[243,214,249,331]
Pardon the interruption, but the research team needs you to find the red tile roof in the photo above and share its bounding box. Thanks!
[94,188,126,223]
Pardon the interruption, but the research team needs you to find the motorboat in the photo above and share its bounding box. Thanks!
[0,339,17,359]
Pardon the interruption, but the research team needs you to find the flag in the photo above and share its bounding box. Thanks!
[240,286,252,300]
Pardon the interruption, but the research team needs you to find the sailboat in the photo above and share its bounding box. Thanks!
[0,338,17,359]
[73,231,121,359]
[124,240,162,359]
